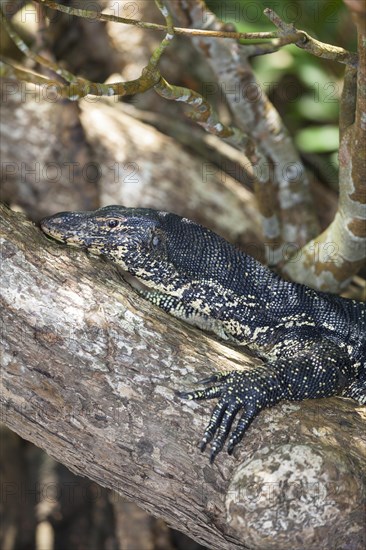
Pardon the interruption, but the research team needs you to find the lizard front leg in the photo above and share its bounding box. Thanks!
[179,338,357,462]
[136,288,361,460]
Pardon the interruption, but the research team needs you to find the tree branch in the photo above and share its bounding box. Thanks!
[339,66,357,141]
[283,2,366,291]
[1,204,365,549]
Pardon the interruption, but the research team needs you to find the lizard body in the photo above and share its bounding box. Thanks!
[41,206,366,462]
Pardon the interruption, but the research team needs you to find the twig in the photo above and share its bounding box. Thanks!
[152,1,272,218]
[243,33,303,57]
[0,57,62,88]
[264,8,358,67]
[32,0,278,40]
[149,0,175,67]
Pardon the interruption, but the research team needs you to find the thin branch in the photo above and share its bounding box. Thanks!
[149,0,176,67]
[154,78,234,139]
[155,0,175,35]
[32,0,278,40]
[243,33,303,57]
[264,8,358,67]
[0,57,62,88]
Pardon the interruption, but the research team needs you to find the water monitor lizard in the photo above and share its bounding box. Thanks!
[41,206,366,462]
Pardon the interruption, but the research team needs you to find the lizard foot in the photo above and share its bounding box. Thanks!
[177,367,282,463]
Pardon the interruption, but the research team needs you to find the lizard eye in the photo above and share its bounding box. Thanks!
[107,219,119,229]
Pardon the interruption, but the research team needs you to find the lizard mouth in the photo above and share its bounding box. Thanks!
[40,220,102,252]
[41,229,85,248]
[41,229,68,245]
[41,224,116,265]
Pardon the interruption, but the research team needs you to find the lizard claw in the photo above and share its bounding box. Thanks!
[227,407,257,454]
[209,443,222,464]
[175,386,222,400]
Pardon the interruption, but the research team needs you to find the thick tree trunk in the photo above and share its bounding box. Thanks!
[1,203,365,550]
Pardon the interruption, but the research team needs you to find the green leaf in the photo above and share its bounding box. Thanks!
[295,125,339,153]
[296,95,339,121]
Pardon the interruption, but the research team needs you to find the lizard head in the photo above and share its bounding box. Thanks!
[40,205,243,292]
[40,205,170,274]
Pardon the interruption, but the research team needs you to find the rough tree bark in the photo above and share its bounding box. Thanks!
[1,204,365,550]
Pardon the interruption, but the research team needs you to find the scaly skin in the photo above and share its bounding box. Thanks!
[41,206,366,462]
